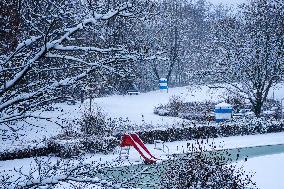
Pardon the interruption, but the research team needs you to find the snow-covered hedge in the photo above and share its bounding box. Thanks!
[154,96,215,121]
[48,136,119,158]
[2,118,283,160]
[0,146,52,161]
[0,136,119,160]
[81,136,119,154]
[134,118,284,144]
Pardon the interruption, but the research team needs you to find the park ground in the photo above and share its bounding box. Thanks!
[1,84,284,188]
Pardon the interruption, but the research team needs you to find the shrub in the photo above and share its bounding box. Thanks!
[160,140,256,189]
[48,138,82,158]
[46,106,122,157]
[81,136,119,154]
[80,106,111,137]
[168,95,185,116]
[154,96,215,121]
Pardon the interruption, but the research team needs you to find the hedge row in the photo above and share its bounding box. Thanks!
[0,137,119,160]
[2,120,284,160]
[0,147,53,161]
[133,120,284,144]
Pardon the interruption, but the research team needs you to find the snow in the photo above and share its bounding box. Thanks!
[15,36,41,51]
[53,44,122,53]
[0,103,81,153]
[2,84,284,187]
[69,132,284,167]
[90,132,284,189]
[269,82,284,101]
[241,153,284,189]
[1,83,283,152]
[94,85,226,125]
[2,132,284,188]
[0,66,29,94]
[215,102,232,108]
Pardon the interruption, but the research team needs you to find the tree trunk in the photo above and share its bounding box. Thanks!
[253,99,262,118]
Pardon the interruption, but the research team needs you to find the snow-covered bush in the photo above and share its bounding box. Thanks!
[45,107,119,157]
[167,95,184,116]
[48,138,82,158]
[160,140,256,189]
[154,96,215,121]
[47,136,119,158]
[110,117,137,135]
[0,156,107,188]
[154,107,170,116]
[154,96,183,117]
[80,107,111,137]
[81,136,119,154]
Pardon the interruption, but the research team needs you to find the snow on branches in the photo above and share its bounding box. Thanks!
[0,1,134,124]
[211,0,284,117]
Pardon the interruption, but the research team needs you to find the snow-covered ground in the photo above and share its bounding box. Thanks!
[1,84,284,188]
[94,83,284,125]
[2,83,283,152]
[242,153,284,189]
[0,103,82,153]
[94,85,227,124]
[207,0,247,6]
[1,85,227,152]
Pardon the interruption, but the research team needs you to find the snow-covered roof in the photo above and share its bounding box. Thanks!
[215,102,232,109]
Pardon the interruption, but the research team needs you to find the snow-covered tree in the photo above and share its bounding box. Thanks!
[212,0,284,117]
[0,0,135,124]
[0,0,21,54]
[133,0,213,88]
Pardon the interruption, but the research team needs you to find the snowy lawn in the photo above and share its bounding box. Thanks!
[1,85,227,152]
[94,85,227,125]
[1,83,283,153]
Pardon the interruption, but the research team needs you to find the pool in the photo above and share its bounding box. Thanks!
[95,144,284,188]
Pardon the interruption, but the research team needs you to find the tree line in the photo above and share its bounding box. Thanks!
[1,0,284,122]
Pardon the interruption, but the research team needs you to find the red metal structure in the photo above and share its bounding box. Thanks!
[120,133,157,164]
